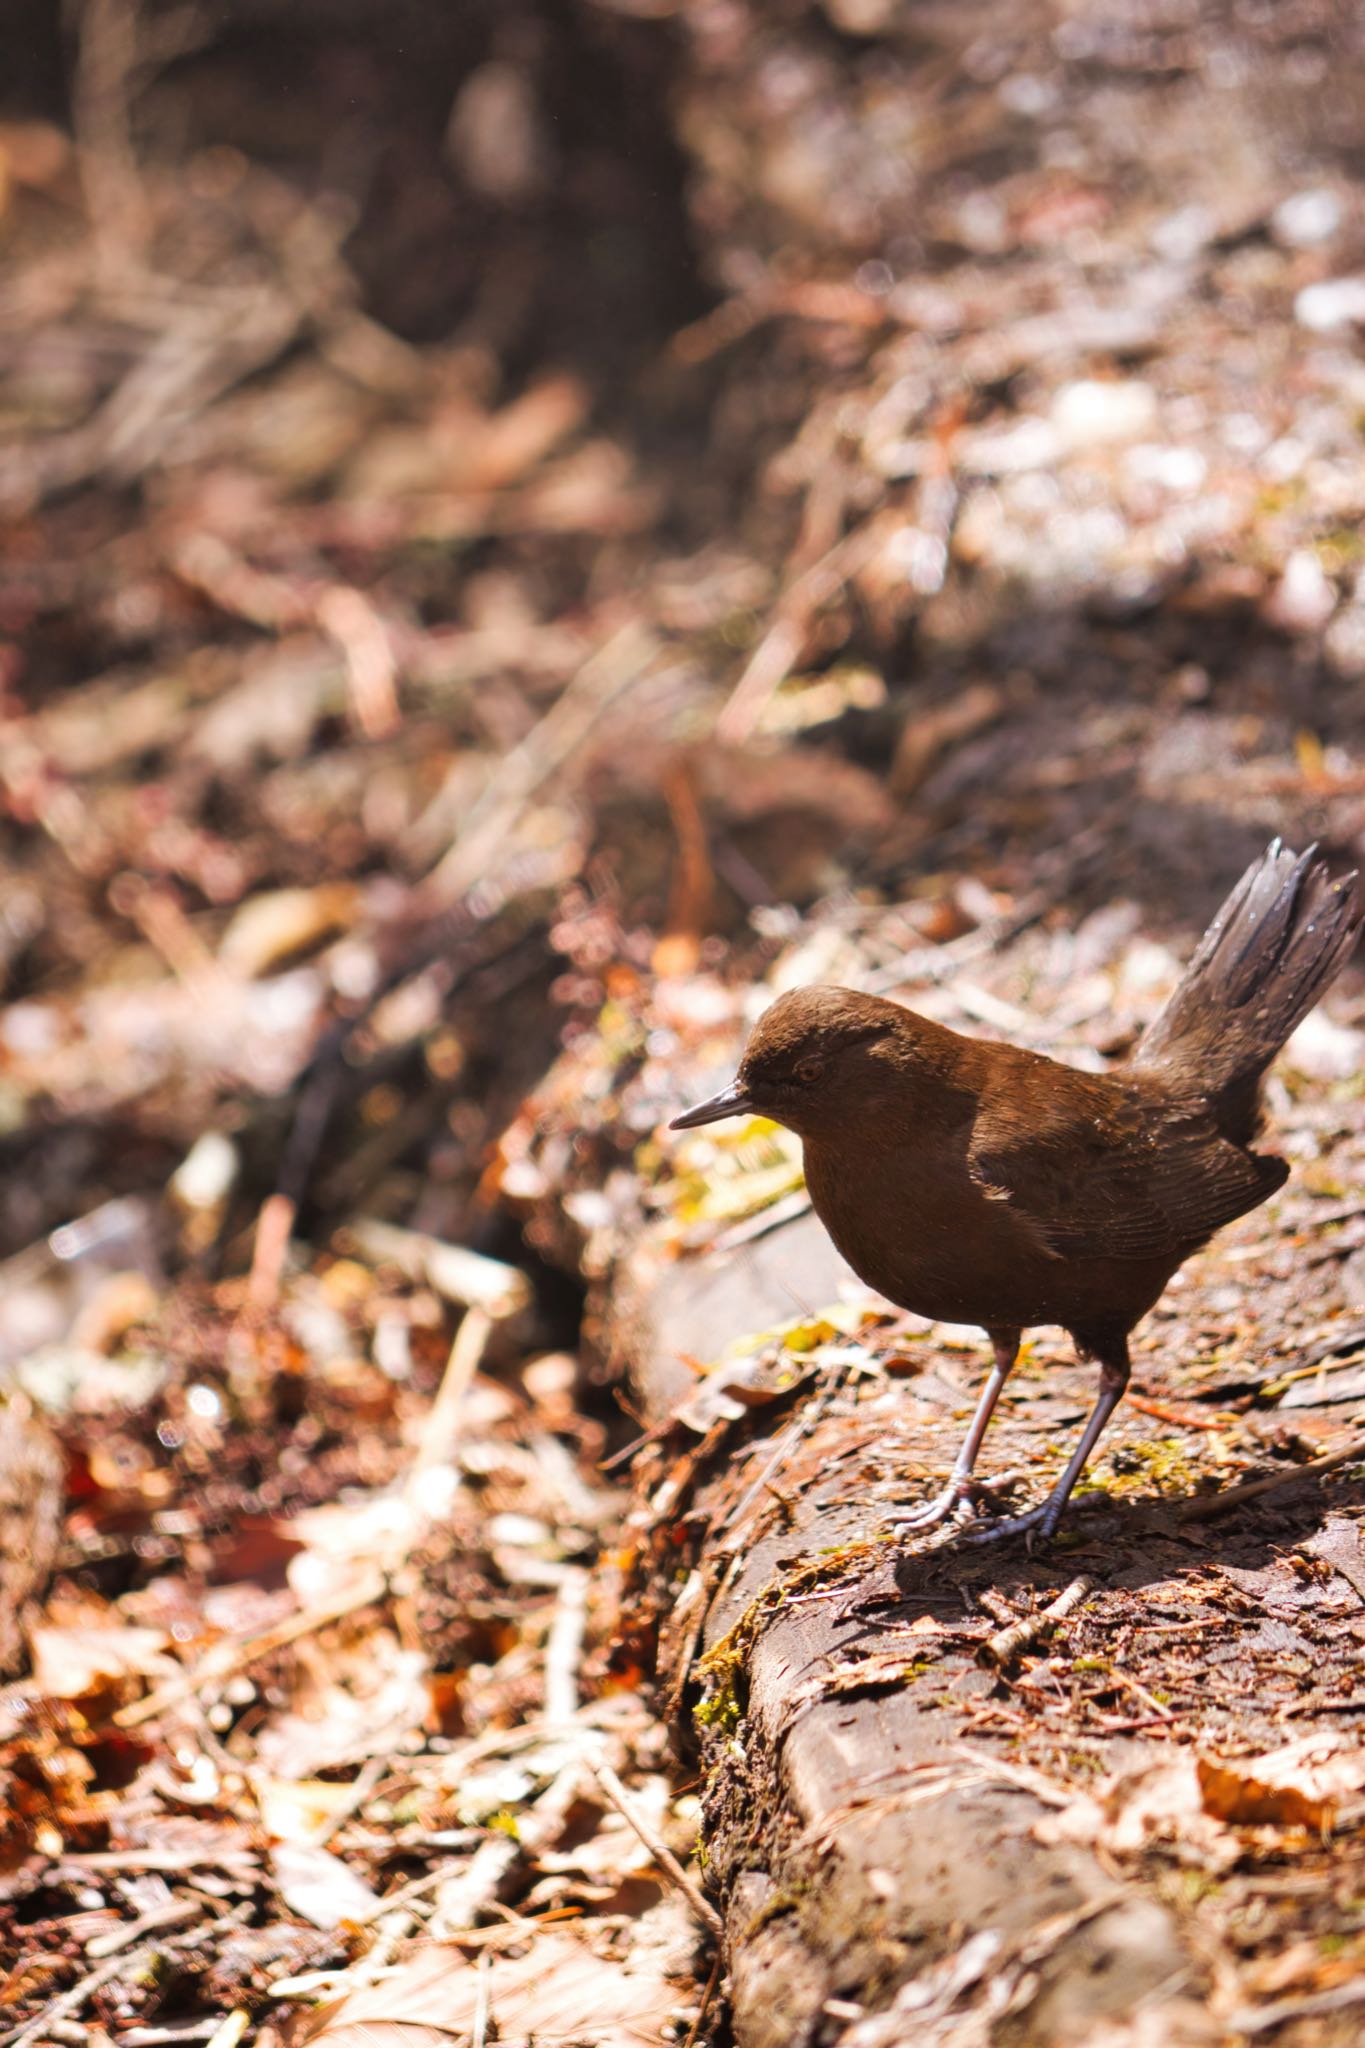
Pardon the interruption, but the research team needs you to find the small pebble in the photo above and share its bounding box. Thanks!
[1294,276,1365,332]
[1272,187,1343,249]
[1052,379,1159,451]
[169,1130,238,1212]
[1263,550,1336,632]
[1285,1008,1365,1082]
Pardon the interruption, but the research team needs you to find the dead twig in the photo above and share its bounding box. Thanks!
[1174,1436,1365,1524]
[471,1949,493,2048]
[715,525,881,746]
[0,1941,157,2048]
[85,1899,201,1959]
[544,1566,590,1727]
[115,1570,387,1729]
[979,1575,1097,1669]
[428,1761,584,1941]
[202,2013,250,2048]
[1127,1393,1235,1432]
[424,622,658,904]
[316,584,401,741]
[589,1759,724,1935]
[719,1358,857,1538]
[246,1190,296,1310]
[350,1907,421,1982]
[309,1755,388,1850]
[654,754,714,976]
[409,1306,495,1485]
[351,1864,449,1929]
[1228,1979,1365,2035]
[680,1943,725,2048]
[975,1588,1019,1632]
[1107,1667,1175,1722]
[350,1219,530,1319]
[69,0,151,269]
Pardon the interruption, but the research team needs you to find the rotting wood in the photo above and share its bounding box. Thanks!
[978,1573,1096,1670]
[0,1396,63,1680]
[618,1210,1365,2048]
[648,1416,1211,2048]
[589,1758,724,1935]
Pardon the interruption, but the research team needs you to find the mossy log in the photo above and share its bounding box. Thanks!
[619,1209,1363,2048]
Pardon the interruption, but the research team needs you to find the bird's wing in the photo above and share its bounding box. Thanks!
[968,1076,1284,1263]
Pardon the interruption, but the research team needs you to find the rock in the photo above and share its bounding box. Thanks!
[1263,549,1336,633]
[1052,380,1159,452]
[1285,1007,1365,1082]
[1324,604,1365,678]
[1294,276,1365,332]
[1271,188,1343,249]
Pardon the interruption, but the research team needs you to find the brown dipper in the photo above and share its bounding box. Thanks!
[671,842,1360,1542]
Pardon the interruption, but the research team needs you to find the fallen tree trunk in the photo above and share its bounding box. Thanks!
[616,1207,1365,2048]
[502,925,1365,2043]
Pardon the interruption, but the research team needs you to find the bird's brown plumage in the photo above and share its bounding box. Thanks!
[728,986,1284,1335]
[670,842,1360,1541]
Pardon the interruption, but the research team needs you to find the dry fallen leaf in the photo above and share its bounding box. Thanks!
[1037,1734,1365,1869]
[672,1349,817,1434]
[305,1930,684,2048]
[1197,1736,1365,1832]
[272,1840,382,1930]
[29,1624,177,1704]
[1033,1756,1237,1869]
[219,884,361,976]
[258,1777,372,1844]
[463,375,588,493]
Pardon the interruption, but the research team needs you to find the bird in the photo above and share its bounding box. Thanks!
[670,842,1360,1543]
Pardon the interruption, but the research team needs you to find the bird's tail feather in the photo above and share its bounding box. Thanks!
[1133,840,1360,1138]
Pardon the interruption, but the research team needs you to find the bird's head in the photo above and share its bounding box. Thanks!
[669,986,907,1140]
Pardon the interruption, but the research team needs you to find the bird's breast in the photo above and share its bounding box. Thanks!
[802,1133,1071,1329]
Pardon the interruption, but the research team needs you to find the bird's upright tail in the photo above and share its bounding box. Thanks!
[1133,840,1360,1141]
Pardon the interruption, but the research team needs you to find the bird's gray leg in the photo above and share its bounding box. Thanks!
[888,1329,1020,1530]
[965,1336,1130,1546]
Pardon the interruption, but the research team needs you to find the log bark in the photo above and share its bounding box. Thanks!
[0,1396,64,1679]
[619,1208,1365,2048]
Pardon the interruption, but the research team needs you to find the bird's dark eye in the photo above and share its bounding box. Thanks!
[795,1057,823,1085]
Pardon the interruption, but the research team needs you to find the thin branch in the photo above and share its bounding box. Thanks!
[425,623,658,904]
[544,1567,590,1727]
[979,1575,1096,1670]
[589,1759,723,1935]
[680,1944,724,2048]
[409,1307,495,1484]
[1174,1436,1365,1523]
[115,1571,386,1729]
[0,1941,157,2048]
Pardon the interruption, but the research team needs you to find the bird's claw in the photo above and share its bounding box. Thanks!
[884,1480,970,1532]
[960,1500,1061,1547]
[886,1468,1027,1535]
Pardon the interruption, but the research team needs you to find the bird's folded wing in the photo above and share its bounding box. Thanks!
[968,1084,1285,1262]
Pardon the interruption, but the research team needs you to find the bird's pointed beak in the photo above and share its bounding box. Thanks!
[669,1079,755,1130]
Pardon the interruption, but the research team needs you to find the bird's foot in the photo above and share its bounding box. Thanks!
[884,1477,972,1531]
[887,1468,1028,1534]
[960,1496,1065,1548]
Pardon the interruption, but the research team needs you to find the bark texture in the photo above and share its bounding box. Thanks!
[623,1209,1362,2047]
[0,1397,64,1679]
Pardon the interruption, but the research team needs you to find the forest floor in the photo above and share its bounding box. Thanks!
[1,1,1364,2044]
